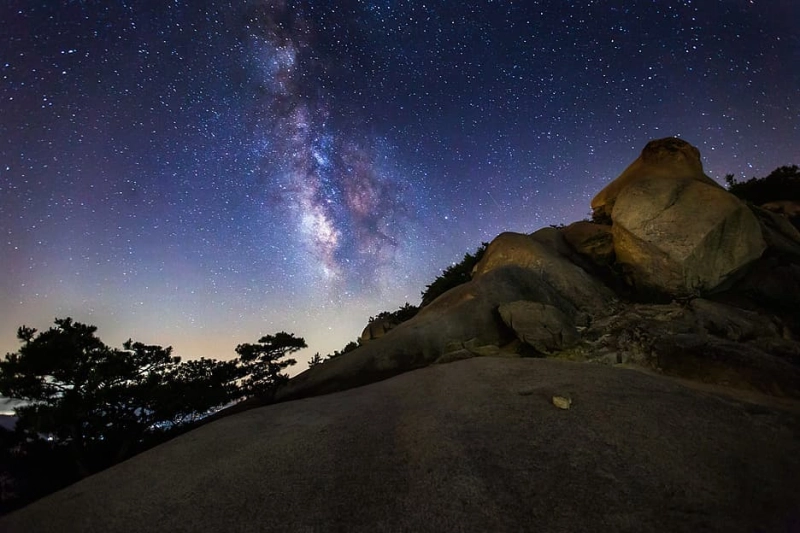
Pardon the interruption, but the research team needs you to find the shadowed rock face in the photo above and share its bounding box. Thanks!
[762,200,800,222]
[3,358,799,533]
[560,298,800,398]
[561,221,615,266]
[498,300,579,354]
[359,317,396,343]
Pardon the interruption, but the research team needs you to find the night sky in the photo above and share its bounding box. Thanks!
[2,1,798,369]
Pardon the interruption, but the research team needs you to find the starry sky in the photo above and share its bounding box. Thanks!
[1,0,798,370]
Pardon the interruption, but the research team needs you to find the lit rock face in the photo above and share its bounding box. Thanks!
[591,137,718,220]
[472,229,616,316]
[594,138,766,297]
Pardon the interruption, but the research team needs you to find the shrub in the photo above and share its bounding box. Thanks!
[368,302,419,325]
[725,165,800,204]
[326,340,359,359]
[420,243,488,306]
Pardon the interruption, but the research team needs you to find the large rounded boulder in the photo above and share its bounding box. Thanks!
[594,138,766,297]
[612,176,766,296]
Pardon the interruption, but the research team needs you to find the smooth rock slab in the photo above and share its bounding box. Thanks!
[3,358,799,533]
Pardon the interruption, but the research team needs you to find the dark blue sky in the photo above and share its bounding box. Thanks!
[1,0,798,365]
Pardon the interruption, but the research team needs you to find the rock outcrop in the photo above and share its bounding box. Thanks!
[276,228,618,402]
[276,137,799,405]
[557,298,800,398]
[359,317,396,343]
[278,138,800,408]
[762,199,800,227]
[561,220,615,267]
[731,205,800,314]
[498,301,579,354]
[593,138,766,297]
[590,137,719,220]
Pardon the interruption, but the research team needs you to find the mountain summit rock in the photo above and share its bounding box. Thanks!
[590,137,716,219]
[596,138,766,297]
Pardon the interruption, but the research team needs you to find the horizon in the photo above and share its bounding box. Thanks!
[2,1,798,370]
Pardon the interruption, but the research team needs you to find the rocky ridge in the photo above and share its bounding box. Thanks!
[278,138,800,403]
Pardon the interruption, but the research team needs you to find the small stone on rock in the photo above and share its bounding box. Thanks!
[552,395,572,409]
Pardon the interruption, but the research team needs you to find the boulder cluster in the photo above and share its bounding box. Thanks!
[278,138,800,402]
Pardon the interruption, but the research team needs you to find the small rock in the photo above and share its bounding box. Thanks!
[552,395,572,409]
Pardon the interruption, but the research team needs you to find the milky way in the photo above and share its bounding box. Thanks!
[1,1,798,373]
[245,2,413,290]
